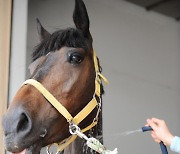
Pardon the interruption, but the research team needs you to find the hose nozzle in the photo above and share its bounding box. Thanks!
[142,126,153,132]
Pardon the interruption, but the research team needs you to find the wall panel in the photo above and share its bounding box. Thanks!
[0,0,12,153]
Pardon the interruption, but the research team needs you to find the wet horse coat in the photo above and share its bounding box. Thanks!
[2,0,104,153]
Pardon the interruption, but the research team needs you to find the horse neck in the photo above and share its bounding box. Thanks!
[63,111,103,154]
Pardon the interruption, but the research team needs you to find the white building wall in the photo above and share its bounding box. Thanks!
[9,0,28,102]
[8,1,28,154]
[92,1,180,153]
[22,0,180,153]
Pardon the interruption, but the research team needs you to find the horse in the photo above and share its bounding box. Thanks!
[2,0,107,153]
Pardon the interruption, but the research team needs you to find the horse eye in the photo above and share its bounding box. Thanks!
[68,52,84,64]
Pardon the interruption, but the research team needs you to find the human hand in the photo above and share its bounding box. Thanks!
[146,118,174,146]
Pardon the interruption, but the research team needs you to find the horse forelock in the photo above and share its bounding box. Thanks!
[32,28,91,62]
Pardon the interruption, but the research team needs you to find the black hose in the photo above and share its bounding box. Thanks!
[160,141,168,154]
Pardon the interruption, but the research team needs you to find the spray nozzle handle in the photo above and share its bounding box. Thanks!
[142,126,153,132]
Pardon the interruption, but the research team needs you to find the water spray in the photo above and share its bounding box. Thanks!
[121,126,168,154]
[122,126,168,154]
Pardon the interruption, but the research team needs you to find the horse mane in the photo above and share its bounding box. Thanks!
[32,27,90,62]
[32,26,105,95]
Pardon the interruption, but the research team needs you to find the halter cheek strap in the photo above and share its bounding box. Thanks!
[23,50,108,152]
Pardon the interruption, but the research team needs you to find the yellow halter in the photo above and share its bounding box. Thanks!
[23,50,108,152]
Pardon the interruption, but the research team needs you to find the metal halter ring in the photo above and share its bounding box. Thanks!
[69,124,80,135]
[46,144,59,154]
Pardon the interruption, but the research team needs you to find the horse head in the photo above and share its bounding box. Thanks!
[2,0,105,153]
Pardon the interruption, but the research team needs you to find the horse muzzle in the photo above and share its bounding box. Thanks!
[2,106,33,153]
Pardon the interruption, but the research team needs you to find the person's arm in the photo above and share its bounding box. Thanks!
[170,136,180,153]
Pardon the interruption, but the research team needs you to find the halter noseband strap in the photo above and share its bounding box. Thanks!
[23,50,108,152]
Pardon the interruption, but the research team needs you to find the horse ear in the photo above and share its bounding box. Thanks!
[73,0,91,39]
[36,18,51,41]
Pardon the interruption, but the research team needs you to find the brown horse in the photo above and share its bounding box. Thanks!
[2,0,106,154]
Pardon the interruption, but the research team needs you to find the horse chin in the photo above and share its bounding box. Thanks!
[9,144,42,154]
[11,149,27,154]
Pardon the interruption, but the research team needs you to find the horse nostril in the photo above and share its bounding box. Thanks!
[17,113,31,133]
